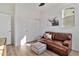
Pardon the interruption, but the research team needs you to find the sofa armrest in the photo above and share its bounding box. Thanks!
[63,40,71,47]
[63,40,72,53]
[38,38,47,44]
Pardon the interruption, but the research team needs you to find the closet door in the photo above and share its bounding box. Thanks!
[0,14,11,45]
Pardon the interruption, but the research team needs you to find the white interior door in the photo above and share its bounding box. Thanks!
[0,13,11,45]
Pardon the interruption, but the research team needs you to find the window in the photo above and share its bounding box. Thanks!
[62,7,75,27]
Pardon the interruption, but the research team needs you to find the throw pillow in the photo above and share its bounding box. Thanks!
[43,34,48,39]
[45,33,52,40]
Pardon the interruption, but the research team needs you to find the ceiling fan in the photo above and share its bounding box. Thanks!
[39,3,45,7]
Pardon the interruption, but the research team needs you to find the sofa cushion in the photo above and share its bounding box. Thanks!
[54,34,67,41]
[47,40,68,52]
[39,38,47,44]
[53,40,63,46]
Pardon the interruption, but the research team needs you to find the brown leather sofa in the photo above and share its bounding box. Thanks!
[39,32,72,56]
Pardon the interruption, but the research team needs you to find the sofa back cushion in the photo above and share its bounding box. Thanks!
[54,34,68,41]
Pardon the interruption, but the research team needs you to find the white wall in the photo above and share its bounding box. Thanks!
[0,3,15,44]
[0,3,14,15]
[39,3,79,51]
[14,4,40,46]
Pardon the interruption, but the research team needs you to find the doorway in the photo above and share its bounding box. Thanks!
[0,13,11,45]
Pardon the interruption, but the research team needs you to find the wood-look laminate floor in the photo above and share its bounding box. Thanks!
[6,43,79,56]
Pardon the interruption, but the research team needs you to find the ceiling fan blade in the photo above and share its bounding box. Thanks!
[39,3,45,7]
